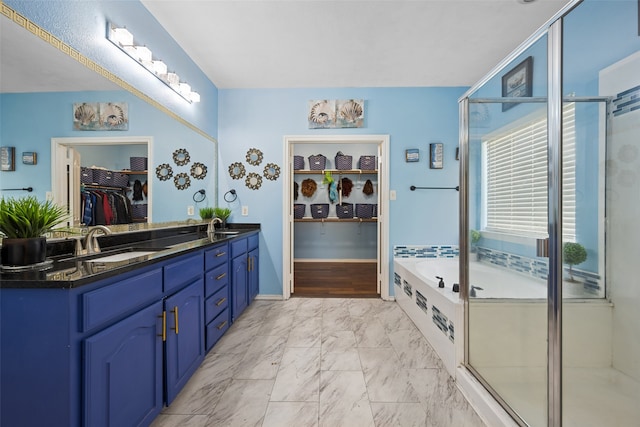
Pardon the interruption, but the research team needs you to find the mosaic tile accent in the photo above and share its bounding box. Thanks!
[394,272,402,287]
[402,279,413,297]
[432,305,449,337]
[476,246,602,292]
[448,321,455,343]
[415,290,428,314]
[612,84,640,117]
[477,247,549,280]
[393,245,459,258]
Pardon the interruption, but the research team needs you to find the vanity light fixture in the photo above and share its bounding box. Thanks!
[107,22,201,103]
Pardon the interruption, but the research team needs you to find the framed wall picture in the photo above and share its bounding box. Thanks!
[22,152,37,165]
[1,146,15,171]
[502,56,533,111]
[405,149,419,162]
[429,143,443,169]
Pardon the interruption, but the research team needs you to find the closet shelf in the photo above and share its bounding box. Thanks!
[117,170,148,174]
[82,183,127,191]
[294,169,377,175]
[294,218,377,223]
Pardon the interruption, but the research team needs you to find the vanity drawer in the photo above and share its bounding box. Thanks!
[164,252,203,294]
[205,263,228,297]
[248,233,258,251]
[205,243,228,271]
[81,268,162,332]
[205,286,229,324]
[230,238,247,258]
[206,308,230,351]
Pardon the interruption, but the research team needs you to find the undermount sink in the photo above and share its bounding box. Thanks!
[84,251,159,263]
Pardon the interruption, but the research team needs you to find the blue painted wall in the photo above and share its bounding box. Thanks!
[0,90,216,222]
[218,87,466,296]
[4,0,218,137]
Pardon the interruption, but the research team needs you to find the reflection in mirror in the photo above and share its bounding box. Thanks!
[0,10,216,225]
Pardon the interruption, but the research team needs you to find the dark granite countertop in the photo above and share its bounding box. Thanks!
[0,223,260,289]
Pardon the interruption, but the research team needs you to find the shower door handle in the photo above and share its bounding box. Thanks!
[536,238,549,258]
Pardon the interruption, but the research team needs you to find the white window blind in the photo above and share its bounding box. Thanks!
[483,103,576,241]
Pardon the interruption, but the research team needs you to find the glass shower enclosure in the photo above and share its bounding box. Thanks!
[459,0,640,426]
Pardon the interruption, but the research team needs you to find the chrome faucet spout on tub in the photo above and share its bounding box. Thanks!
[470,285,484,298]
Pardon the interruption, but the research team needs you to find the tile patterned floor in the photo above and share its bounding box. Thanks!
[151,298,485,427]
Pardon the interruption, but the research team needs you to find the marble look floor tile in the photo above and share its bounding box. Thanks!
[319,370,375,427]
[377,303,419,333]
[150,414,209,427]
[267,299,301,315]
[262,402,319,427]
[321,305,352,332]
[347,298,383,318]
[287,316,322,347]
[320,348,362,371]
[271,347,320,402]
[162,352,242,414]
[295,298,324,318]
[235,335,287,380]
[407,367,483,427]
[207,379,273,427]
[388,328,443,369]
[321,330,357,352]
[370,402,428,427]
[358,348,420,403]
[257,312,296,337]
[212,321,262,355]
[351,317,392,348]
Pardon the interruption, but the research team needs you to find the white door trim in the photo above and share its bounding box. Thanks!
[282,134,390,301]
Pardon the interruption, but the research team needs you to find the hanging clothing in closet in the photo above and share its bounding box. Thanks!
[81,189,132,225]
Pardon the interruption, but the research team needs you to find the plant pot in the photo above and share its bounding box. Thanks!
[1,237,47,266]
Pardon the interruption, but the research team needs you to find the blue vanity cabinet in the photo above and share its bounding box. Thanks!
[84,301,164,427]
[247,234,260,304]
[163,252,205,404]
[230,232,259,321]
[204,242,230,351]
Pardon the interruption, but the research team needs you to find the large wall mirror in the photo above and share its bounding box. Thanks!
[0,10,217,226]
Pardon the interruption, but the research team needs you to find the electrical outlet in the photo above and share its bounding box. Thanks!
[45,191,53,201]
[187,205,194,216]
[390,190,396,200]
[242,206,249,216]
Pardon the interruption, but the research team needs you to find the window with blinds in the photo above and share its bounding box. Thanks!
[482,103,576,241]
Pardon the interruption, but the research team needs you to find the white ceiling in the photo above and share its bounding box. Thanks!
[141,0,573,89]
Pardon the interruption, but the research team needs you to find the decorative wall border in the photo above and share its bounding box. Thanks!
[0,3,216,144]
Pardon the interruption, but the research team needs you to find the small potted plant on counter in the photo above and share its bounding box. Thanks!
[563,242,587,282]
[0,196,67,267]
[213,207,232,229]
[199,207,215,220]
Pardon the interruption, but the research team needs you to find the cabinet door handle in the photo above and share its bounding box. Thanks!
[216,251,226,257]
[217,320,228,330]
[158,311,166,342]
[216,272,227,280]
[216,297,227,306]
[171,306,179,334]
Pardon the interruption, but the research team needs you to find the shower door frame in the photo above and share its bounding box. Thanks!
[458,1,585,426]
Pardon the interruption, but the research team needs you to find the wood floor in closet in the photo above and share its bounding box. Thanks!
[293,261,378,298]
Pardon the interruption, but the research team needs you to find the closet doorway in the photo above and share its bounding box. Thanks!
[51,136,153,226]
[283,135,390,300]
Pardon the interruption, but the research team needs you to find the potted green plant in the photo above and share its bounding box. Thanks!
[0,196,68,267]
[470,229,481,261]
[213,207,232,229]
[199,207,215,220]
[563,242,587,282]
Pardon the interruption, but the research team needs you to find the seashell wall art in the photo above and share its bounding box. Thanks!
[73,102,128,131]
[308,99,364,129]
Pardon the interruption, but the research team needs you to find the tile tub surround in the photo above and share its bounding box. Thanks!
[151,298,485,427]
[393,258,464,379]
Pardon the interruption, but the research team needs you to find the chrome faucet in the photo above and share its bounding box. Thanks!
[207,218,223,234]
[75,225,112,256]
